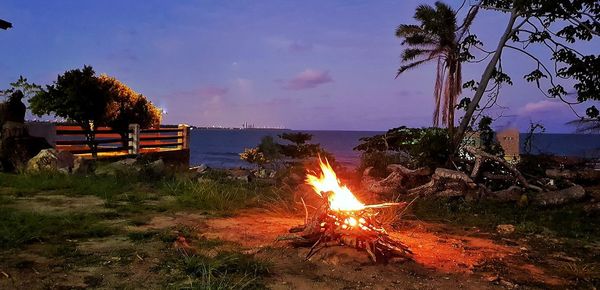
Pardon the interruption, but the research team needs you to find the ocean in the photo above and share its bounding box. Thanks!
[188,129,600,168]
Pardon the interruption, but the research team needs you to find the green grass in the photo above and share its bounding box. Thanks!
[0,171,285,214]
[161,177,279,211]
[176,252,270,290]
[0,208,116,249]
[410,197,600,240]
[0,172,137,198]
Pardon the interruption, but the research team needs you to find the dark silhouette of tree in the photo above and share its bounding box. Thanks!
[395,2,478,136]
[30,66,109,156]
[453,0,600,150]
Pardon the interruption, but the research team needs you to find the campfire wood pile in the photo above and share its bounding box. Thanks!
[279,158,412,263]
[280,193,412,263]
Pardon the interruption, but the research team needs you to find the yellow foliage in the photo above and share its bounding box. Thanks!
[97,74,162,129]
[239,147,268,165]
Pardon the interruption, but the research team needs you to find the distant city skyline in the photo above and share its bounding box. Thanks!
[1,1,598,133]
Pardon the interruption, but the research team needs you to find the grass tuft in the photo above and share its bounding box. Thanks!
[0,208,116,249]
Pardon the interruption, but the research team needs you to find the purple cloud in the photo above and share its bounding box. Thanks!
[518,100,564,115]
[283,69,333,90]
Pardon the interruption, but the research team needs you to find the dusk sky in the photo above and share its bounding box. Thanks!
[1,0,598,132]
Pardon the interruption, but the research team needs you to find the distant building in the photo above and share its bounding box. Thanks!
[461,128,520,162]
[496,128,520,162]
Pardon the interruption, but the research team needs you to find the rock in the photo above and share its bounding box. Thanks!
[235,175,249,182]
[532,185,586,206]
[73,157,94,175]
[190,164,208,174]
[117,158,137,167]
[95,158,139,176]
[56,151,75,171]
[26,149,75,173]
[148,159,166,175]
[496,224,515,235]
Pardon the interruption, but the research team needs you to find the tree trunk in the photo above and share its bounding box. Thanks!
[453,9,520,150]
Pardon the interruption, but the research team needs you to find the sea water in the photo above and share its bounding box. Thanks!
[188,129,600,168]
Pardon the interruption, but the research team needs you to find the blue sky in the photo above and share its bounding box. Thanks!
[1,0,597,132]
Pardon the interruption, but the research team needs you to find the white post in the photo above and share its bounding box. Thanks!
[178,124,190,150]
[128,124,140,155]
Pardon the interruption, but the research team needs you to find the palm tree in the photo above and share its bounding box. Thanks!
[395,2,476,135]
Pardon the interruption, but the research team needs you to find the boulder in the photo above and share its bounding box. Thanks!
[148,159,166,175]
[73,157,95,175]
[26,149,75,173]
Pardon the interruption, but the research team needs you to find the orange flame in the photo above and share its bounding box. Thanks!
[306,158,365,211]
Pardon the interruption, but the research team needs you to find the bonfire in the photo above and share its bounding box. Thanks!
[281,158,412,262]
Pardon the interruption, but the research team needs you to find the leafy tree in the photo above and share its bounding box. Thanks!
[97,74,161,145]
[257,135,281,161]
[29,65,162,156]
[29,66,110,156]
[395,2,478,135]
[277,132,321,159]
[453,0,600,150]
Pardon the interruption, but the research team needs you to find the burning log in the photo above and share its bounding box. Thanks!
[280,159,413,263]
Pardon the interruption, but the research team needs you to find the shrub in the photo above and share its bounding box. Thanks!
[355,126,451,168]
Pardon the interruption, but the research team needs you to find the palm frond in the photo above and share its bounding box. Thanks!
[395,24,423,37]
[401,48,437,62]
[414,4,437,24]
[395,57,436,78]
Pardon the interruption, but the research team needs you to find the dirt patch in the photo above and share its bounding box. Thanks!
[199,209,571,289]
[8,194,107,214]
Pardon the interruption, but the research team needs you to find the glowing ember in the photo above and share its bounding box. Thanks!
[306,158,365,211]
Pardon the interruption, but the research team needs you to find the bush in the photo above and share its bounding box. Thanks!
[358,151,409,177]
[355,127,451,168]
